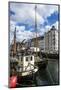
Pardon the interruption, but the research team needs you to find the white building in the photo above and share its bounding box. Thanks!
[30,36,45,52]
[25,26,58,54]
[38,36,45,52]
[44,26,58,54]
[30,47,40,52]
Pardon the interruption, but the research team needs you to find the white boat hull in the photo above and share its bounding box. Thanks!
[18,67,38,77]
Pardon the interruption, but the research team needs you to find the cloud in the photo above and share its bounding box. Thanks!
[9,3,59,44]
[10,3,58,28]
[37,4,58,27]
[37,4,58,19]
[10,3,35,26]
[10,3,45,26]
[10,20,16,32]
[16,26,34,41]
[44,20,58,33]
[10,22,35,44]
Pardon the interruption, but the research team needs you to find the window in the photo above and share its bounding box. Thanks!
[53,41,55,45]
[26,57,28,61]
[31,56,32,61]
[21,57,23,62]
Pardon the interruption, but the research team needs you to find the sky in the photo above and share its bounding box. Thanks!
[9,3,59,44]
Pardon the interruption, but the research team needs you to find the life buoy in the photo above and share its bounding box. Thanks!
[9,76,17,88]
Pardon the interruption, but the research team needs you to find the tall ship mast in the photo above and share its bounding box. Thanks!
[10,4,38,79]
[34,5,48,69]
[13,27,16,57]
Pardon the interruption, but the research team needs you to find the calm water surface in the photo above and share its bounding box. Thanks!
[36,59,59,86]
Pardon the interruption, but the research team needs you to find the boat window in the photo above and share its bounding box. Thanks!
[21,57,23,61]
[31,56,32,61]
[26,57,28,61]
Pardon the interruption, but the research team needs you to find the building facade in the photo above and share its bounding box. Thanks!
[29,36,45,52]
[10,26,58,55]
[44,26,58,54]
[38,36,45,52]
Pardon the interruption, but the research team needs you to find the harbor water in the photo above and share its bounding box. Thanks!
[16,59,59,87]
[35,59,59,86]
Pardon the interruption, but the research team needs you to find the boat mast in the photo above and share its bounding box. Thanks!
[13,27,16,57]
[35,5,38,58]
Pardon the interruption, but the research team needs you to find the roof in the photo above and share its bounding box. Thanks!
[45,26,58,34]
[50,26,56,31]
[31,36,44,42]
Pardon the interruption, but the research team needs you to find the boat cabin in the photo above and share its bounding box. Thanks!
[18,55,35,72]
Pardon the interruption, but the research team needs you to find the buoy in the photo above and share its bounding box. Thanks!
[9,76,17,88]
